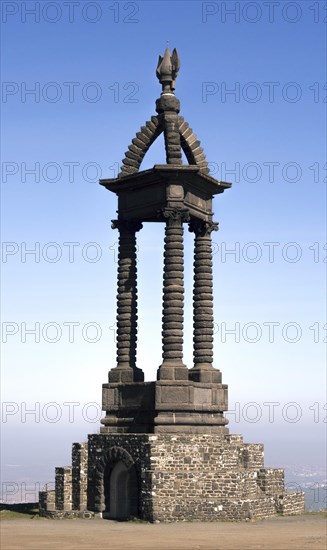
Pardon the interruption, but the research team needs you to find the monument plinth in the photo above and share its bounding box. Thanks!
[39,49,305,521]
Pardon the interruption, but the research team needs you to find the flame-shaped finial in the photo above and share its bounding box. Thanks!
[156,48,180,94]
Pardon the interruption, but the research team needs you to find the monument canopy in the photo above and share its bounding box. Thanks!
[100,48,231,223]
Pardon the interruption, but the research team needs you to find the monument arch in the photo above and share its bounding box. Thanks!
[92,446,139,519]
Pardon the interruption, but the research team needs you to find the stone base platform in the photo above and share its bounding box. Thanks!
[101,375,229,434]
[39,433,304,521]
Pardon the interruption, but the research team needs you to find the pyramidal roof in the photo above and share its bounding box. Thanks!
[119,48,210,178]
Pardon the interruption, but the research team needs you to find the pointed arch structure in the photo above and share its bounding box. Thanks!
[90,446,139,519]
[120,116,163,177]
[119,115,210,177]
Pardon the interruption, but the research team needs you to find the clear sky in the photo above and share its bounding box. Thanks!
[1,0,326,498]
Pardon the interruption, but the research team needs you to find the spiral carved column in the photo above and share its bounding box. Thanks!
[189,220,220,383]
[157,208,190,381]
[109,219,144,383]
[163,111,182,165]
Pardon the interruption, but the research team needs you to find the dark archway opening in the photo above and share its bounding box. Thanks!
[103,460,138,520]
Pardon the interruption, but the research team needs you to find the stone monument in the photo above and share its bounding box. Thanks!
[39,49,305,521]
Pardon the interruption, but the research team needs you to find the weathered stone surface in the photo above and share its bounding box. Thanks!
[122,157,139,168]
[72,442,88,511]
[39,489,55,514]
[156,95,180,113]
[140,125,154,139]
[125,150,140,161]
[120,116,163,177]
[128,143,144,156]
[136,131,151,145]
[40,434,304,521]
[119,164,135,175]
[188,220,219,382]
[181,127,193,139]
[158,208,190,380]
[109,220,143,384]
[55,467,72,511]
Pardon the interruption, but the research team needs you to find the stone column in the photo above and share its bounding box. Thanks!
[109,219,143,383]
[163,109,182,165]
[189,220,221,383]
[156,93,182,165]
[158,208,189,381]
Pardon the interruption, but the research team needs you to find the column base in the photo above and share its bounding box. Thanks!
[101,381,156,433]
[108,365,144,383]
[157,361,188,381]
[102,375,228,434]
[189,365,222,383]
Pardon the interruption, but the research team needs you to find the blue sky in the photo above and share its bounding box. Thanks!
[1,1,326,497]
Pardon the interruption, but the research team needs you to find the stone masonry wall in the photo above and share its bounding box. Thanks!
[40,432,304,521]
[72,442,88,511]
[55,467,72,511]
[86,433,304,522]
[276,492,306,515]
[39,490,55,514]
[257,468,284,495]
[147,435,304,521]
[148,434,266,521]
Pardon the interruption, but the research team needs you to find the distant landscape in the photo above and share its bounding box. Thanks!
[284,465,326,511]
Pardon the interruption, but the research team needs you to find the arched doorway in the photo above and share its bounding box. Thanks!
[103,460,138,520]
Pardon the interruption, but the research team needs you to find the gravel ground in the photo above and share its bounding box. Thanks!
[1,514,326,550]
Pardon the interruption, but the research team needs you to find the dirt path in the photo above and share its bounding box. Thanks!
[1,515,326,550]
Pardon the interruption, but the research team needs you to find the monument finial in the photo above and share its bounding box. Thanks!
[156,47,180,94]
[118,46,211,176]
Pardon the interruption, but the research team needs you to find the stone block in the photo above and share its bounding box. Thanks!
[276,492,305,515]
[193,387,212,404]
[257,468,284,494]
[160,385,189,404]
[108,369,134,383]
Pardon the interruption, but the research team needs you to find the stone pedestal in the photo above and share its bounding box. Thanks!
[40,433,305,521]
[101,373,228,435]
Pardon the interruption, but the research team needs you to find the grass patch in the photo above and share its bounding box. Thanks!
[304,510,327,518]
[0,503,40,520]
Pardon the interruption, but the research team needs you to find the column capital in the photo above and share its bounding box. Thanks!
[159,207,190,223]
[189,219,219,236]
[111,219,143,233]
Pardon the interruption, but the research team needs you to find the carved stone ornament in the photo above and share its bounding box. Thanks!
[189,220,219,236]
[160,207,190,223]
[111,219,143,233]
